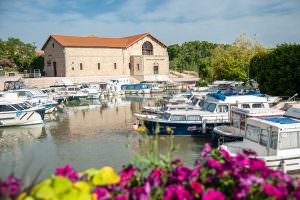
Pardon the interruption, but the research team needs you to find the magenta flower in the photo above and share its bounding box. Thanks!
[206,158,222,171]
[0,176,22,198]
[200,143,211,158]
[232,186,249,199]
[55,164,79,182]
[293,182,300,199]
[148,168,166,187]
[171,159,182,165]
[163,184,193,200]
[190,181,203,194]
[263,183,286,200]
[242,149,257,156]
[120,165,135,185]
[202,189,225,200]
[249,158,266,172]
[115,194,128,200]
[234,153,250,168]
[132,181,151,200]
[220,149,231,161]
[169,165,191,182]
[93,187,111,200]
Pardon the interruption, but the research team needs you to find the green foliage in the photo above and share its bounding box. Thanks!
[249,43,300,96]
[167,41,217,76]
[167,35,267,82]
[0,37,43,72]
[209,33,267,81]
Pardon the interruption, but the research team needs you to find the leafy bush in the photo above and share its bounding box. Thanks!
[1,144,300,200]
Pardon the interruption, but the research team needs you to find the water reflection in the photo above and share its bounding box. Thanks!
[0,95,208,180]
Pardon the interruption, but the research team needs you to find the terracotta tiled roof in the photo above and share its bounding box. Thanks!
[42,33,166,49]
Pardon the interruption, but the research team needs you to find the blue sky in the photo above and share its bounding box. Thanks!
[0,0,299,48]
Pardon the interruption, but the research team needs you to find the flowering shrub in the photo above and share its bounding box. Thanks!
[1,143,300,200]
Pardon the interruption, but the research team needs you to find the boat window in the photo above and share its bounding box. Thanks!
[279,131,299,150]
[232,113,241,128]
[0,105,16,112]
[259,129,268,147]
[202,102,209,110]
[192,97,199,105]
[270,131,278,149]
[246,125,260,143]
[170,115,186,121]
[17,91,26,97]
[198,100,204,107]
[252,104,264,108]
[20,103,31,109]
[242,104,250,109]
[161,114,170,120]
[207,103,217,112]
[218,105,228,113]
[11,104,24,110]
[187,115,201,121]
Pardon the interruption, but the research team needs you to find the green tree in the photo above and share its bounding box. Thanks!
[0,37,41,72]
[250,44,300,96]
[209,34,266,81]
[167,41,217,77]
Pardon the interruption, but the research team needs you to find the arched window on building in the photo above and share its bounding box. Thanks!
[142,41,153,55]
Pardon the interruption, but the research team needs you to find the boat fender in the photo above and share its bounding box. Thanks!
[132,123,138,131]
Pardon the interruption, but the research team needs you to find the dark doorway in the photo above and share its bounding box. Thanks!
[53,62,57,76]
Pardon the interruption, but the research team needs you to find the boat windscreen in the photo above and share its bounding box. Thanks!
[12,104,25,110]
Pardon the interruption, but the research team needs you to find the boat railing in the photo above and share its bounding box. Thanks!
[264,155,300,173]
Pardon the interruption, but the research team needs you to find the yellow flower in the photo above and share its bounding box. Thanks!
[137,126,146,133]
[166,127,172,133]
[92,166,120,186]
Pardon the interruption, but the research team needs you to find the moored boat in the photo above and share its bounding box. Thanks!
[219,114,300,173]
[0,100,45,127]
[136,93,271,135]
[213,107,285,143]
[121,83,151,94]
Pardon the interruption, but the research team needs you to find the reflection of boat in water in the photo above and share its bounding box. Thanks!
[123,94,163,103]
[0,124,46,149]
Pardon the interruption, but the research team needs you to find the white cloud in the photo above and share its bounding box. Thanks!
[0,0,299,48]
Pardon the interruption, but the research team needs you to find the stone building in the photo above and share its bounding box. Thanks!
[42,33,169,81]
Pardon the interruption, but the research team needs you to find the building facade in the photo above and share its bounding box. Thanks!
[42,33,169,81]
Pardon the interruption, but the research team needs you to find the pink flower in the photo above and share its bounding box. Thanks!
[169,165,191,182]
[293,182,300,199]
[200,143,211,158]
[163,185,193,200]
[242,149,257,156]
[132,181,151,200]
[115,194,128,200]
[249,158,266,172]
[120,165,135,185]
[202,189,225,200]
[0,176,22,198]
[263,183,286,200]
[190,181,203,194]
[207,158,222,171]
[93,187,111,200]
[55,164,79,182]
[172,159,182,165]
[234,153,250,168]
[220,149,231,161]
[148,168,166,187]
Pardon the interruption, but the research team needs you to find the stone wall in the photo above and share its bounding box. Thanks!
[44,38,66,77]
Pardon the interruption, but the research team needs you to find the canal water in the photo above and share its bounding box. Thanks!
[0,95,210,183]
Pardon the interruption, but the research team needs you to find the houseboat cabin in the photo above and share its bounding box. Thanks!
[220,116,300,172]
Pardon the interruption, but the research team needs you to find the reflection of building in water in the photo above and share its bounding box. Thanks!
[49,99,136,137]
